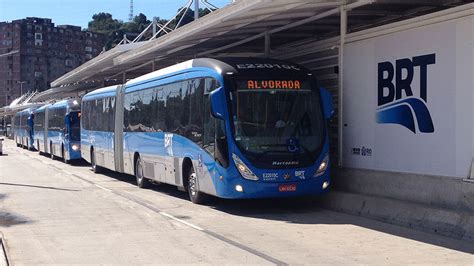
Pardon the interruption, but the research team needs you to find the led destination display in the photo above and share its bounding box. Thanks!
[245,80,302,90]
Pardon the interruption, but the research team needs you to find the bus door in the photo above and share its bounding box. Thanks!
[66,111,80,144]
[44,108,49,153]
[114,85,125,173]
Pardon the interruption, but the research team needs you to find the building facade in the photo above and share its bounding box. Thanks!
[0,17,105,106]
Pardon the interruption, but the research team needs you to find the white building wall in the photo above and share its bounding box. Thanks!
[342,14,473,178]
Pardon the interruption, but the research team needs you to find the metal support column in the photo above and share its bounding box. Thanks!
[264,31,270,57]
[338,2,347,166]
[122,72,127,84]
[194,0,199,20]
[152,17,157,36]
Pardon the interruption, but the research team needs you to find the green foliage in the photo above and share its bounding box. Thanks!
[88,12,122,34]
[167,7,213,29]
[88,8,215,50]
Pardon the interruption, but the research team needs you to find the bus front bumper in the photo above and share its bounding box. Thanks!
[213,172,331,199]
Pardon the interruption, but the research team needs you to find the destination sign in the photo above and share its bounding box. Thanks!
[246,80,302,90]
[236,63,301,71]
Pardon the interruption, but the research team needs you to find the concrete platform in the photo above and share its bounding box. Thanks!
[321,167,474,242]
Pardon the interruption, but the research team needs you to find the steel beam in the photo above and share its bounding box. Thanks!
[197,1,372,57]
[338,1,347,167]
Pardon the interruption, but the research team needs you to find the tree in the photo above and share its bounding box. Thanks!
[133,13,151,32]
[165,7,214,29]
[88,12,122,34]
[86,9,214,50]
[88,13,124,49]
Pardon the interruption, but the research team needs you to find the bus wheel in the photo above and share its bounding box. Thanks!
[50,144,55,159]
[62,145,69,164]
[91,150,101,173]
[37,140,43,155]
[186,166,206,204]
[135,156,150,188]
[28,139,33,151]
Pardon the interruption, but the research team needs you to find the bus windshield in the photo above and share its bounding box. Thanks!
[229,77,325,161]
[69,111,81,141]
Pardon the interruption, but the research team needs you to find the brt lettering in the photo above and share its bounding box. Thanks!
[378,53,436,106]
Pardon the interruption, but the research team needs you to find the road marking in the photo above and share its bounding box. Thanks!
[160,212,204,231]
[95,184,112,192]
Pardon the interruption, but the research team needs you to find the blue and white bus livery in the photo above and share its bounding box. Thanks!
[81,58,334,204]
[13,108,36,150]
[34,99,81,163]
[80,85,118,172]
[33,104,50,154]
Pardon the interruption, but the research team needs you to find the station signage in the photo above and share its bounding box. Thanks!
[376,53,436,133]
[342,16,473,178]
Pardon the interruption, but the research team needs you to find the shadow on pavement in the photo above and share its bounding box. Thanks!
[0,182,80,192]
[91,169,474,255]
[0,194,31,227]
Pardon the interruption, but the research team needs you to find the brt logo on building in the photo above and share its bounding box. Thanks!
[376,53,436,133]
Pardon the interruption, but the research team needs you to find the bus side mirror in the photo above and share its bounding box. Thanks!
[320,87,334,119]
[210,87,226,120]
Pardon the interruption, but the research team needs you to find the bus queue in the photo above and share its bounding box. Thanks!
[11,57,334,204]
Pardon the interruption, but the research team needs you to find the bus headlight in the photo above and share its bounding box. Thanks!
[232,154,258,181]
[314,154,329,177]
[72,144,80,151]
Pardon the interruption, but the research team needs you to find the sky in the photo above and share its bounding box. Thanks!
[0,0,231,29]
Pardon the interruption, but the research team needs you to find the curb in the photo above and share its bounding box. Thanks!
[319,190,474,243]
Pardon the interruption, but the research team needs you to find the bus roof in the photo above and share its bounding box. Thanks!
[35,104,51,113]
[82,85,119,100]
[126,60,195,87]
[15,108,35,116]
[49,99,80,110]
[125,57,311,87]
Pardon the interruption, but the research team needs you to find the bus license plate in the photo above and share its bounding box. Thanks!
[279,184,297,192]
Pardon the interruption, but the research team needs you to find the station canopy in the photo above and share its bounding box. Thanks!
[32,0,471,102]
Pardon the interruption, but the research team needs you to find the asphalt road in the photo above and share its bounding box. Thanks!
[1,139,473,264]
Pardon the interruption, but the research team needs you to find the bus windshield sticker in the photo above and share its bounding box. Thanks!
[164,133,174,156]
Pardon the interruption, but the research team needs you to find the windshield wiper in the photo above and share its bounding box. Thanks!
[258,144,288,148]
[257,144,293,155]
[260,149,292,155]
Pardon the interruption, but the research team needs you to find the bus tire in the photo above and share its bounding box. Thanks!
[186,164,206,204]
[135,156,150,188]
[91,149,102,173]
[37,140,43,155]
[50,143,55,159]
[27,139,33,151]
[62,145,69,164]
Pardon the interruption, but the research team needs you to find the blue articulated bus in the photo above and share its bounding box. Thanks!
[13,108,36,150]
[81,57,334,203]
[33,104,50,153]
[34,99,81,163]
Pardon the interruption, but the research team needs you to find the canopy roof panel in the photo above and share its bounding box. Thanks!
[34,0,470,103]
